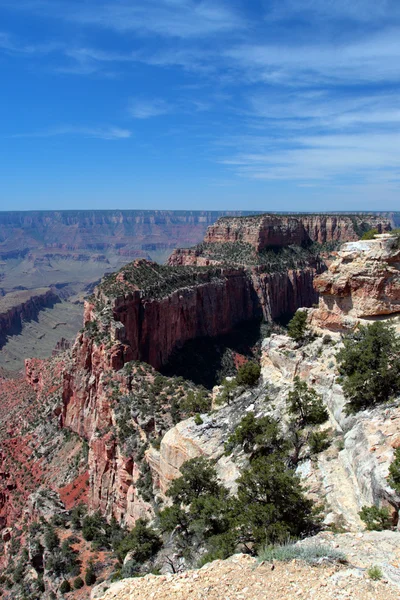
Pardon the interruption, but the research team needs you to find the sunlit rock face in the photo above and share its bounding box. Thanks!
[308,235,400,332]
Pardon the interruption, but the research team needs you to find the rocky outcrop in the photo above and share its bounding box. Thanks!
[0,289,60,347]
[309,235,400,332]
[91,546,400,600]
[150,331,400,531]
[204,214,391,250]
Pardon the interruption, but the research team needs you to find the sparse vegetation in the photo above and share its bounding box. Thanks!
[367,565,383,580]
[308,430,331,455]
[116,519,162,565]
[337,322,400,413]
[259,541,345,564]
[361,228,379,240]
[85,561,97,586]
[215,378,238,406]
[236,361,261,387]
[287,311,309,343]
[388,447,400,493]
[225,412,284,459]
[99,262,227,300]
[287,377,328,428]
[359,505,393,531]
[73,576,84,589]
[159,442,319,565]
[59,579,71,593]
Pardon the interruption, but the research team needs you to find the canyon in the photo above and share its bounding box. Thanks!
[0,210,254,371]
[1,214,400,600]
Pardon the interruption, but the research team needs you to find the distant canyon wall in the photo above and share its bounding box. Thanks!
[204,214,392,250]
[0,289,60,347]
[0,210,256,254]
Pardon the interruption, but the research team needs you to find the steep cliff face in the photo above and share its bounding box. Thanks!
[86,261,261,371]
[60,335,152,525]
[309,234,400,332]
[204,214,391,250]
[250,267,318,321]
[0,289,60,346]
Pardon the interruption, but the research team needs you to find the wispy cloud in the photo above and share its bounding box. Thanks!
[11,126,132,140]
[219,131,400,186]
[225,28,400,86]
[0,30,60,55]
[266,0,400,25]
[72,0,244,38]
[3,0,244,39]
[128,99,172,120]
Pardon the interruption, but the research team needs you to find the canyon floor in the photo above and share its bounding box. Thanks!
[0,300,83,370]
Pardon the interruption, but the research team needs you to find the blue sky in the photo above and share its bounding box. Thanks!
[1,0,400,211]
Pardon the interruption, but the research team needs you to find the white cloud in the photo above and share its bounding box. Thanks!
[128,99,172,119]
[11,126,132,140]
[5,0,244,39]
[225,28,400,85]
[220,131,400,185]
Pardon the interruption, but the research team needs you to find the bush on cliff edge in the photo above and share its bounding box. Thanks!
[337,321,400,414]
[287,311,309,343]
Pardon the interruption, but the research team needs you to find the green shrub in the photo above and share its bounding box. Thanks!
[44,525,60,552]
[82,512,110,547]
[73,576,84,589]
[232,455,317,550]
[225,412,284,458]
[84,562,96,586]
[167,457,222,505]
[236,362,261,387]
[388,448,400,493]
[359,505,392,531]
[181,389,211,415]
[116,520,162,564]
[70,503,86,530]
[337,322,400,413]
[159,451,320,562]
[361,229,378,240]
[367,565,383,580]
[287,311,308,343]
[59,580,71,593]
[309,430,331,455]
[215,378,238,406]
[287,377,328,427]
[194,413,203,425]
[259,541,345,563]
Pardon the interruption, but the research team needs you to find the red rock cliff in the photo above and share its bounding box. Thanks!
[204,214,391,250]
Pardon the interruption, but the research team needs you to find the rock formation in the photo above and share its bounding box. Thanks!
[3,214,400,600]
[308,234,400,332]
[203,214,391,250]
[0,288,60,347]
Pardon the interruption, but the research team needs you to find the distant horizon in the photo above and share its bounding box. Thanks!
[0,208,398,214]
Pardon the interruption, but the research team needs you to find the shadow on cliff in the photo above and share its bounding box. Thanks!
[160,318,278,389]
[0,293,61,350]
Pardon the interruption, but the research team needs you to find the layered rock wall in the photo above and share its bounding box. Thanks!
[109,271,260,370]
[204,214,391,250]
[0,289,60,346]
